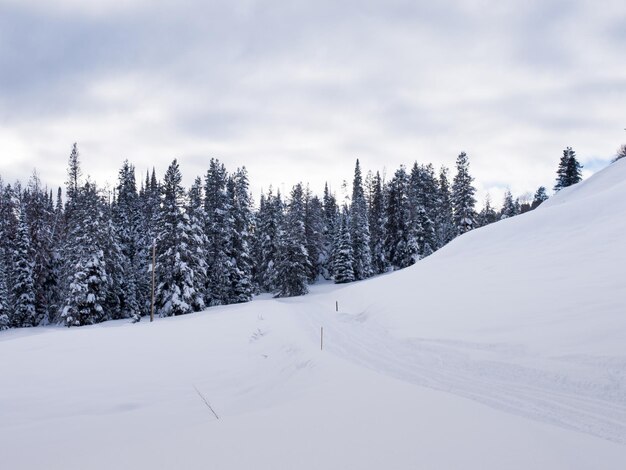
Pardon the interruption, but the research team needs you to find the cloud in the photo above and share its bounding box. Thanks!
[0,0,625,207]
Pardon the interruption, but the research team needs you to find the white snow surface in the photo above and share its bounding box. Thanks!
[2,160,626,469]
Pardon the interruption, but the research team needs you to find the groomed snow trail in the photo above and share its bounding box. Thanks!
[296,297,626,444]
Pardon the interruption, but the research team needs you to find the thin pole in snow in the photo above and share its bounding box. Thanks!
[150,239,156,322]
[335,301,338,312]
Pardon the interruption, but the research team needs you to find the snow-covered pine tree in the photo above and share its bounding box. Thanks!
[321,183,339,279]
[64,143,82,223]
[186,177,209,311]
[304,189,325,282]
[22,174,55,325]
[333,209,355,283]
[11,207,37,327]
[274,183,310,297]
[530,186,548,210]
[255,188,283,292]
[154,160,196,317]
[228,169,254,303]
[384,166,417,269]
[436,166,456,247]
[0,260,8,330]
[500,190,518,219]
[554,147,582,191]
[477,194,498,227]
[61,181,109,327]
[451,152,477,235]
[349,159,372,280]
[136,168,161,314]
[368,171,387,274]
[110,161,142,321]
[204,159,233,306]
[408,163,437,258]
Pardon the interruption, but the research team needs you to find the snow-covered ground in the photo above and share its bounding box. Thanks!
[2,159,626,469]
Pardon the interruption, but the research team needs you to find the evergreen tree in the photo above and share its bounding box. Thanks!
[228,169,254,303]
[304,189,325,282]
[0,261,8,330]
[111,161,142,321]
[477,194,498,227]
[11,208,37,327]
[321,183,339,279]
[530,186,548,210]
[136,168,160,314]
[22,174,55,324]
[614,144,626,163]
[368,171,387,274]
[409,163,437,258]
[500,190,518,219]
[186,177,209,311]
[274,183,310,297]
[436,166,456,247]
[154,160,195,317]
[554,147,582,191]
[65,143,82,222]
[61,182,109,327]
[452,152,477,234]
[255,188,283,292]
[349,160,372,280]
[333,209,355,284]
[384,166,417,269]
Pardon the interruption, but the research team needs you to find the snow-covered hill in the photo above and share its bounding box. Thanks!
[1,160,625,469]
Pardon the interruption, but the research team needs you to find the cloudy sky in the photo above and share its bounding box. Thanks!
[1,0,625,205]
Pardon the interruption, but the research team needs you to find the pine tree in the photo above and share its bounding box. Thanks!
[368,171,387,274]
[186,177,209,311]
[11,208,37,327]
[409,163,437,258]
[136,168,160,314]
[384,166,417,269]
[436,166,456,247]
[452,152,477,234]
[228,169,254,303]
[20,174,56,325]
[204,159,233,306]
[333,209,355,283]
[61,182,109,327]
[154,160,195,317]
[255,188,283,292]
[554,147,582,191]
[111,161,142,321]
[274,183,310,297]
[0,262,8,330]
[530,186,548,210]
[500,190,518,219]
[477,194,498,227]
[321,183,339,279]
[349,159,372,280]
[304,189,325,282]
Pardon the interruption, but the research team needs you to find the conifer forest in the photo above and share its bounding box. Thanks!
[0,144,581,328]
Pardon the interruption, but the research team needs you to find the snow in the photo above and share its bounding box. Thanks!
[1,160,626,468]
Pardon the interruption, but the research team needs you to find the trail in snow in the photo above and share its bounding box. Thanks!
[296,297,626,444]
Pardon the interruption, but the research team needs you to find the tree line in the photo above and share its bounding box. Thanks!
[0,144,581,328]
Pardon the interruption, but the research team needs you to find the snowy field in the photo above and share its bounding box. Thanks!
[1,159,626,469]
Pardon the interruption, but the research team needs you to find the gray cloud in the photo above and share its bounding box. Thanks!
[0,0,625,206]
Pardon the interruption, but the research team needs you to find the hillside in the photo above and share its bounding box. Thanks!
[1,159,625,469]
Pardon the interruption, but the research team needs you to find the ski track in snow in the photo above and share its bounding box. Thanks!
[298,299,626,445]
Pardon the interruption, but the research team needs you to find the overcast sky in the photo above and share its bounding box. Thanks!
[1,0,625,205]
